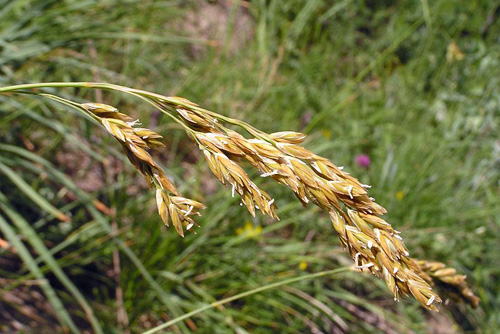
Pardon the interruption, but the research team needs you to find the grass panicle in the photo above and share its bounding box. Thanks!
[165,96,441,311]
[82,102,206,237]
[0,82,479,312]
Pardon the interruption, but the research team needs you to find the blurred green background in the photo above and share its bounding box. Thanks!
[0,0,499,333]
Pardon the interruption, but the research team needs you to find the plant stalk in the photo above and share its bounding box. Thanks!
[142,267,349,334]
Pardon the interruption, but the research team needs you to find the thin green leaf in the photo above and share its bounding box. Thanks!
[0,193,103,334]
[0,160,69,222]
[0,214,81,334]
[142,267,349,334]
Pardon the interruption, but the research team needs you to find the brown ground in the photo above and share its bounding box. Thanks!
[180,0,254,58]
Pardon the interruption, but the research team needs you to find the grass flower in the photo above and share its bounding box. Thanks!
[396,191,405,201]
[0,81,479,311]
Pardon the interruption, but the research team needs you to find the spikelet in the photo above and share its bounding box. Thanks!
[82,103,205,236]
[156,190,205,237]
[197,134,278,220]
[269,131,307,144]
[416,259,480,308]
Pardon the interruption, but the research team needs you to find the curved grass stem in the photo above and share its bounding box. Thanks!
[0,82,268,140]
[141,267,349,334]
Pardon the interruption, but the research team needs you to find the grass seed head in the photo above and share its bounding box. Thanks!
[83,102,205,236]
[417,259,480,308]
[1,83,480,315]
[83,91,478,312]
[166,102,444,310]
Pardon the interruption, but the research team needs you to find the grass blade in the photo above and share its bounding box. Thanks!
[0,143,190,331]
[0,160,69,222]
[0,192,103,334]
[142,267,349,334]
[0,214,81,334]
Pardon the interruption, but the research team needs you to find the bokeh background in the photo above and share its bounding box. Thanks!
[0,1,499,333]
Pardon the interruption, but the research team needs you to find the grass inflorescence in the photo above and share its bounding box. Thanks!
[1,82,479,313]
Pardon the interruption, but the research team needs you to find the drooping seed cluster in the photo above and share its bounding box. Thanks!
[417,259,480,308]
[198,133,278,219]
[0,83,479,312]
[80,94,475,312]
[82,103,205,236]
[159,97,442,310]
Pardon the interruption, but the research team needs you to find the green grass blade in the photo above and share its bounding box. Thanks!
[0,144,189,330]
[0,193,103,334]
[142,267,350,334]
[33,221,102,265]
[0,214,81,334]
[0,160,69,222]
[76,31,214,45]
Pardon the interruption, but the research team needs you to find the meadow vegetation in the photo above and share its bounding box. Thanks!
[0,1,499,333]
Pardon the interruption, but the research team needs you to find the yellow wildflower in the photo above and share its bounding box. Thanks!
[396,191,404,201]
[236,221,263,238]
[299,261,308,271]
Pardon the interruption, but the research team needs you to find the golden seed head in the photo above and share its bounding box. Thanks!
[83,103,133,122]
[95,94,475,312]
[156,189,205,237]
[85,101,205,235]
[82,102,118,113]
[11,87,477,314]
[201,148,278,220]
[177,108,217,130]
[278,143,315,160]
